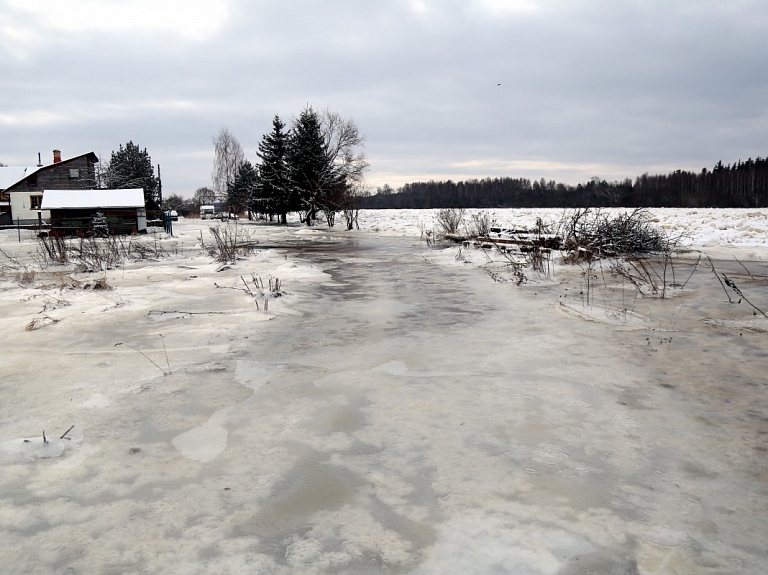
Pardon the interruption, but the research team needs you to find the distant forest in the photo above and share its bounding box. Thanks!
[361,157,768,209]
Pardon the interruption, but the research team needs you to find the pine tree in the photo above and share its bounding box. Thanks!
[287,107,329,225]
[255,115,291,224]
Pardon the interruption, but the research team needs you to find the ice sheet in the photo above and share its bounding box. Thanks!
[0,214,766,574]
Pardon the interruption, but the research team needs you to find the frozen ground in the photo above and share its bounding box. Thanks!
[0,209,766,574]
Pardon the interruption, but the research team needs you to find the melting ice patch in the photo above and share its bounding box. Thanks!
[413,510,595,575]
[0,437,66,463]
[172,362,285,461]
[373,360,443,378]
[235,360,284,391]
[80,392,111,408]
[172,420,228,463]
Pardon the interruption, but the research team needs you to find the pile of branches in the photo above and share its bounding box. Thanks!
[558,208,672,261]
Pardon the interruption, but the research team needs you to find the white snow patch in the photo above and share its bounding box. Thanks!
[0,437,66,462]
[80,392,111,408]
[413,509,594,575]
[172,421,228,463]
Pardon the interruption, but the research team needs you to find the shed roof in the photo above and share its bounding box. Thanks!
[41,189,145,210]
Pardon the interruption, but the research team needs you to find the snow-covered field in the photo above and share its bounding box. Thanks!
[358,207,768,251]
[0,209,766,574]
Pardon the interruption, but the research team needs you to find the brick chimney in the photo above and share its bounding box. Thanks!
[53,149,61,163]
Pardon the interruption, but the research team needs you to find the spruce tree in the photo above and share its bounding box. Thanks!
[227,160,257,216]
[287,107,329,225]
[105,141,160,209]
[255,115,291,223]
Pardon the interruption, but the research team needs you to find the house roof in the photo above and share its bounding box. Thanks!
[41,188,145,210]
[0,167,33,190]
[1,152,99,192]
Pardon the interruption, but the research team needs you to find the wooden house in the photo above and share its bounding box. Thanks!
[0,151,99,225]
[41,189,147,236]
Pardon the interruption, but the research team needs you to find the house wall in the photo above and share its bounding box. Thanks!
[9,192,47,224]
[4,156,97,225]
[50,207,145,236]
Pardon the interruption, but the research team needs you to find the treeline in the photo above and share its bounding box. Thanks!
[362,157,768,209]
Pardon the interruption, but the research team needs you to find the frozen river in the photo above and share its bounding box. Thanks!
[1,220,767,573]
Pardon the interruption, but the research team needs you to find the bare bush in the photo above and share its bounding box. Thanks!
[611,257,669,297]
[36,235,167,272]
[127,238,166,261]
[340,183,368,231]
[36,235,68,265]
[464,211,492,238]
[0,247,23,273]
[435,208,465,236]
[206,224,258,263]
[69,237,124,272]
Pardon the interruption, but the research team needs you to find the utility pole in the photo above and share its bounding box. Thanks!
[157,164,163,208]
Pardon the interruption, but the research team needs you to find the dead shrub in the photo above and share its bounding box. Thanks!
[206,224,258,263]
[435,208,465,237]
[464,211,492,238]
[36,235,167,272]
[36,235,68,266]
[0,247,23,274]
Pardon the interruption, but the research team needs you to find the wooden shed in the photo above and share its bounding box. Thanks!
[41,189,147,236]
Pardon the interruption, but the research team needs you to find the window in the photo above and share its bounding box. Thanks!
[30,195,42,210]
[69,168,80,179]
[27,175,37,186]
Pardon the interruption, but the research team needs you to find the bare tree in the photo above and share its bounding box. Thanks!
[316,110,369,226]
[321,109,368,188]
[212,127,245,196]
[340,182,369,230]
[194,186,216,206]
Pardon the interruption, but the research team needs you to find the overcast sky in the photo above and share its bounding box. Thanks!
[1,0,766,197]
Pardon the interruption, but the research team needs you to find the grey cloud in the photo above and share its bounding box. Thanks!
[1,0,766,194]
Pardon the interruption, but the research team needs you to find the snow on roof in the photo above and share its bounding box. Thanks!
[0,153,99,191]
[0,167,33,190]
[41,189,145,210]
